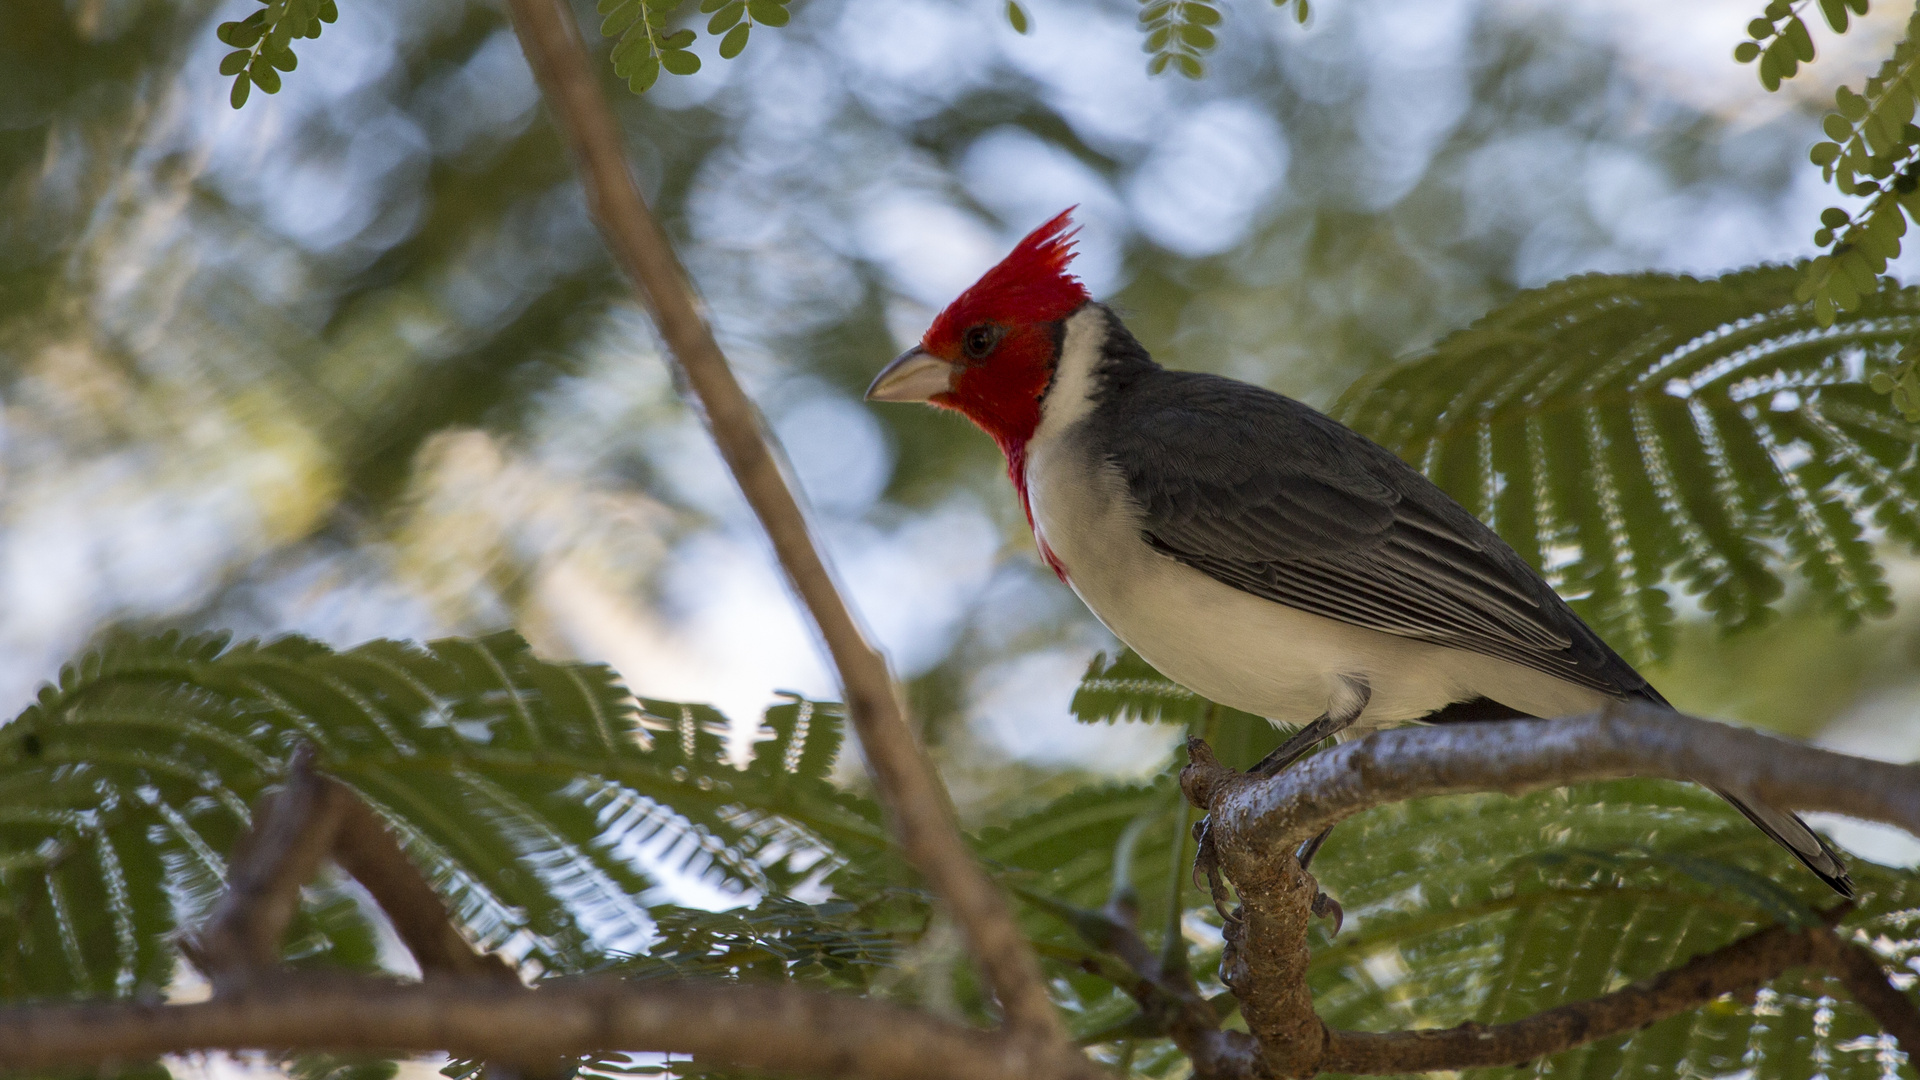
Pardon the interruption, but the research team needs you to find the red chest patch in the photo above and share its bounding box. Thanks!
[1006,443,1070,583]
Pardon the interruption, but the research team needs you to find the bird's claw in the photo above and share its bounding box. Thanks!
[1191,816,1239,925]
[1191,816,1212,890]
[1311,890,1343,936]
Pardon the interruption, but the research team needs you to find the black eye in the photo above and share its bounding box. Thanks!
[963,324,1000,359]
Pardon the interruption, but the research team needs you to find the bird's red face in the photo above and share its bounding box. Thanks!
[866,210,1090,459]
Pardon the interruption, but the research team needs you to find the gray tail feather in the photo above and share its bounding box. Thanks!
[1422,696,1854,897]
[1632,687,1852,898]
[1713,787,1853,898]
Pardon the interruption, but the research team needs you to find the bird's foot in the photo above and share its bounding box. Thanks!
[1191,816,1239,926]
[1311,889,1343,936]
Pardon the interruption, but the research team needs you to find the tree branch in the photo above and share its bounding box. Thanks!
[1320,920,1835,1073]
[1182,702,1920,856]
[1063,894,1266,1079]
[498,0,1060,1039]
[1820,930,1920,1052]
[328,787,518,982]
[182,746,349,984]
[1179,706,1920,1076]
[185,748,516,986]
[0,974,1105,1080]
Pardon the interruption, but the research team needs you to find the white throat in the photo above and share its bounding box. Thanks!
[1031,304,1110,448]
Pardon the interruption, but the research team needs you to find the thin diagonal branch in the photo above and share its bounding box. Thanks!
[0,974,1107,1080]
[1051,892,1265,1078]
[329,789,517,982]
[1821,929,1920,1051]
[182,746,348,984]
[498,0,1060,1039]
[1319,920,1837,1073]
[184,748,515,986]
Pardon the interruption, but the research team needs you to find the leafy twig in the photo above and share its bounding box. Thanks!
[216,0,338,108]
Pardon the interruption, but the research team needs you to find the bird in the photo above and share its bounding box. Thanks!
[865,208,1852,898]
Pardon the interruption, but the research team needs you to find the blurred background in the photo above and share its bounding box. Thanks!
[4,0,1919,872]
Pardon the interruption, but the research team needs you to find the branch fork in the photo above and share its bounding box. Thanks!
[1169,705,1920,1077]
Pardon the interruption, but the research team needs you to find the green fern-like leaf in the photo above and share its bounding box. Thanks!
[1071,650,1285,763]
[0,630,879,1008]
[1304,779,1919,1080]
[1330,264,1920,664]
[606,895,900,984]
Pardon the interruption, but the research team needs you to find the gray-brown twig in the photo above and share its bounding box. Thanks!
[498,0,1060,1040]
[183,746,349,984]
[1821,930,1920,1052]
[184,749,514,988]
[1318,918,1845,1073]
[0,974,1105,1080]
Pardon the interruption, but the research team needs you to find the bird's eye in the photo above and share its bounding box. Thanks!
[962,324,1000,360]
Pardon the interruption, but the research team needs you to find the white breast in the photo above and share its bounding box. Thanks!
[1023,309,1611,728]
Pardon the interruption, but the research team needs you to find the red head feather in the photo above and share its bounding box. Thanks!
[917,210,1090,581]
[920,209,1090,456]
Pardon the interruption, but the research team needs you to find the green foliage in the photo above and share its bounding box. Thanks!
[1799,6,1920,327]
[1072,648,1224,729]
[216,0,338,108]
[1330,265,1920,665]
[1875,335,1920,419]
[1136,0,1303,78]
[2,626,1916,1080]
[1138,0,1222,79]
[606,895,900,985]
[0,630,878,1010]
[1005,0,1030,34]
[1071,649,1285,769]
[1303,779,1919,1080]
[1732,0,1841,90]
[1003,666,1920,1080]
[600,0,790,93]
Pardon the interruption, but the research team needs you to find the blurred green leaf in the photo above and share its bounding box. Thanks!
[1331,264,1920,665]
[746,0,787,28]
[1005,0,1029,34]
[214,0,325,107]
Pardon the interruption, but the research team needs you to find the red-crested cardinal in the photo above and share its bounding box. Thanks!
[866,209,1850,896]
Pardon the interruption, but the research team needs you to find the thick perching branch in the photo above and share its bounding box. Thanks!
[499,0,1061,1040]
[1173,702,1920,1078]
[1182,702,1920,855]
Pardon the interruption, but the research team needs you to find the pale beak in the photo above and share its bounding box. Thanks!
[865,347,955,403]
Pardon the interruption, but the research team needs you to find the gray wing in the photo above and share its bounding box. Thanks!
[1094,369,1656,700]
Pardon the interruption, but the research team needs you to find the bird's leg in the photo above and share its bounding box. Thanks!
[1192,817,1237,926]
[1248,675,1371,779]
[1192,677,1369,927]
[1295,825,1334,868]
